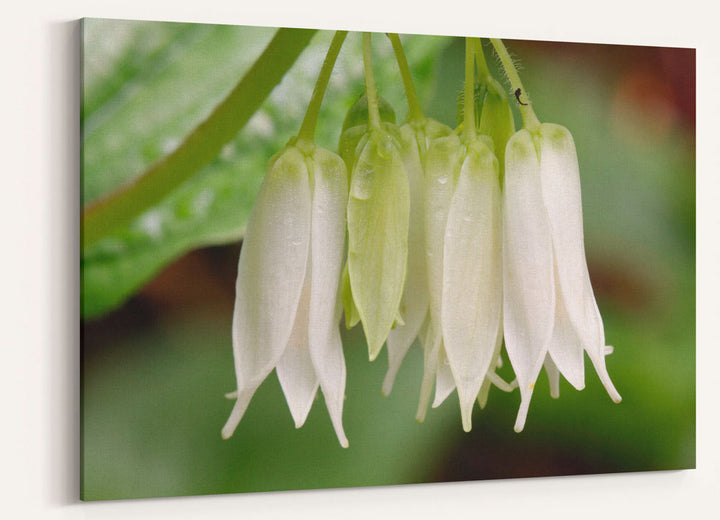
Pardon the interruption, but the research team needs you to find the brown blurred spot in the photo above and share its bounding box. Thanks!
[588,257,656,313]
[611,69,680,142]
[82,244,242,356]
[140,244,240,312]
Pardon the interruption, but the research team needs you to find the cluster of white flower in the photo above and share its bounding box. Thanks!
[222,34,620,447]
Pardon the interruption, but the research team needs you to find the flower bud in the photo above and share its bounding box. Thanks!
[346,124,410,361]
[478,77,515,178]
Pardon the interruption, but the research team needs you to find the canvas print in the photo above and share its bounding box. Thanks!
[80,18,696,500]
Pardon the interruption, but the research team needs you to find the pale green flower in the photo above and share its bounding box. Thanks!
[346,124,410,361]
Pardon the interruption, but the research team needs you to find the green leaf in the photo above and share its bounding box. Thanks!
[82,25,318,247]
[81,23,452,319]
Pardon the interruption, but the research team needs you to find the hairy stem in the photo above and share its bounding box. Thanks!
[490,38,541,131]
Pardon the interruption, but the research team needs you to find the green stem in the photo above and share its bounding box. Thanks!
[82,28,317,250]
[462,37,479,142]
[362,32,381,130]
[474,39,491,80]
[387,33,424,123]
[490,38,541,131]
[297,31,348,142]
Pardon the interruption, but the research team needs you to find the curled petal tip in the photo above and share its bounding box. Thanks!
[381,367,399,396]
[221,424,234,440]
[514,395,531,432]
[513,408,528,432]
[459,392,476,433]
[333,423,350,448]
[222,394,252,441]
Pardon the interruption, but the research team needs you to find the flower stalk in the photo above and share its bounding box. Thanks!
[362,32,382,130]
[387,33,425,123]
[490,38,541,132]
[297,31,348,142]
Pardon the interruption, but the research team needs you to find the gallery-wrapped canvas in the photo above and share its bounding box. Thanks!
[80,18,695,501]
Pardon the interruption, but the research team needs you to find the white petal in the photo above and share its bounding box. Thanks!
[538,124,620,402]
[307,148,349,447]
[223,147,311,438]
[384,127,429,396]
[477,316,506,409]
[221,390,255,440]
[416,321,439,422]
[416,135,463,421]
[441,142,502,432]
[424,135,463,347]
[547,273,585,390]
[432,347,455,408]
[543,354,561,399]
[503,130,556,433]
[588,349,622,403]
[476,378,492,410]
[276,273,319,428]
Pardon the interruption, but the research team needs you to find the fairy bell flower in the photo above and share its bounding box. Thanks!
[418,133,505,431]
[503,123,621,433]
[382,118,452,396]
[222,139,349,448]
[346,124,410,361]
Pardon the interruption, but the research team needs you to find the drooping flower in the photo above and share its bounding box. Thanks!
[346,124,410,361]
[503,123,621,433]
[222,140,349,447]
[382,118,452,396]
[417,133,506,431]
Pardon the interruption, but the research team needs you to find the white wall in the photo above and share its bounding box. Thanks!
[1,1,717,518]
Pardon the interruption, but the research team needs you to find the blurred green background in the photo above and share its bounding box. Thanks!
[80,20,695,500]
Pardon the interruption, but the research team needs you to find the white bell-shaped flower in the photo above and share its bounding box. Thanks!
[417,134,508,431]
[222,141,349,447]
[503,123,621,433]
